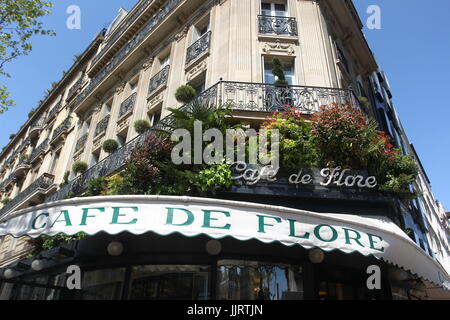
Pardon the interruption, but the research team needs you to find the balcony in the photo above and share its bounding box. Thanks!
[193,81,361,114]
[28,116,46,138]
[0,173,55,218]
[186,31,212,67]
[258,15,298,37]
[50,117,72,145]
[0,175,16,192]
[29,138,49,163]
[94,115,110,138]
[148,65,170,96]
[46,101,62,122]
[75,133,88,154]
[67,77,84,101]
[118,92,137,120]
[76,0,185,111]
[12,157,31,177]
[44,82,362,204]
[89,0,155,70]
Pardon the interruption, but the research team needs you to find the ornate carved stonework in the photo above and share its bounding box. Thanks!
[115,81,126,94]
[262,39,295,56]
[142,56,154,71]
[116,118,130,134]
[186,60,207,82]
[148,92,164,111]
[175,26,189,42]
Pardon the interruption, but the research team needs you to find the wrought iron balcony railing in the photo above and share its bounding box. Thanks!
[67,77,84,99]
[29,138,49,162]
[186,31,212,66]
[51,117,72,142]
[0,175,16,192]
[94,115,110,137]
[46,101,62,121]
[258,15,298,36]
[29,116,46,134]
[193,81,361,114]
[75,133,88,153]
[0,173,54,218]
[119,92,137,118]
[43,82,362,204]
[148,65,170,95]
[75,0,181,107]
[45,133,148,203]
[13,156,31,176]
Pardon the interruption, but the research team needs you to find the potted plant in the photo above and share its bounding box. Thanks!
[175,85,197,104]
[103,139,119,154]
[72,161,88,174]
[1,197,11,205]
[134,120,151,134]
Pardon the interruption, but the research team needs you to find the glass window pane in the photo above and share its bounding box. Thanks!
[129,265,211,300]
[217,261,303,300]
[275,4,286,12]
[81,268,125,300]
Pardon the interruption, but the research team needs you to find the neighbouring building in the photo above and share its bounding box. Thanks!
[0,0,449,300]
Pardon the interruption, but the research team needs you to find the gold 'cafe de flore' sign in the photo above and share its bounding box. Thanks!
[0,195,449,289]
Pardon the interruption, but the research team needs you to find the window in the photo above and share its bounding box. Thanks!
[264,58,295,85]
[217,260,303,300]
[102,100,112,117]
[117,132,127,148]
[50,151,60,174]
[149,109,162,127]
[130,82,138,95]
[160,55,170,69]
[81,268,126,300]
[261,1,287,17]
[193,19,210,42]
[128,265,210,300]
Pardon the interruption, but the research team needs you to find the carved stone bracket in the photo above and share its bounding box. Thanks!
[142,56,154,71]
[175,26,189,42]
[115,81,127,94]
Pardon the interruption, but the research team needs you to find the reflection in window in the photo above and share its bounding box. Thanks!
[81,268,125,300]
[217,260,303,300]
[264,59,295,85]
[128,265,210,300]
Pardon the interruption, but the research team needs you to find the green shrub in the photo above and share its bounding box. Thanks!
[194,164,233,193]
[9,134,16,140]
[85,177,109,196]
[60,171,70,187]
[175,85,197,104]
[134,120,151,134]
[72,161,88,174]
[1,197,11,205]
[103,139,119,153]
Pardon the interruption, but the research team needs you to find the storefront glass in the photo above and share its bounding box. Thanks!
[80,268,126,300]
[128,265,210,300]
[217,260,304,300]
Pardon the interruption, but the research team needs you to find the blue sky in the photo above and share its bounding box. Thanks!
[0,1,449,209]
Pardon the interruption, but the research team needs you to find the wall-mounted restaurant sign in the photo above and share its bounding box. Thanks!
[0,195,448,290]
[231,163,378,188]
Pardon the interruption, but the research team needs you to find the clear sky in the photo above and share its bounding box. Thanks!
[0,1,449,209]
